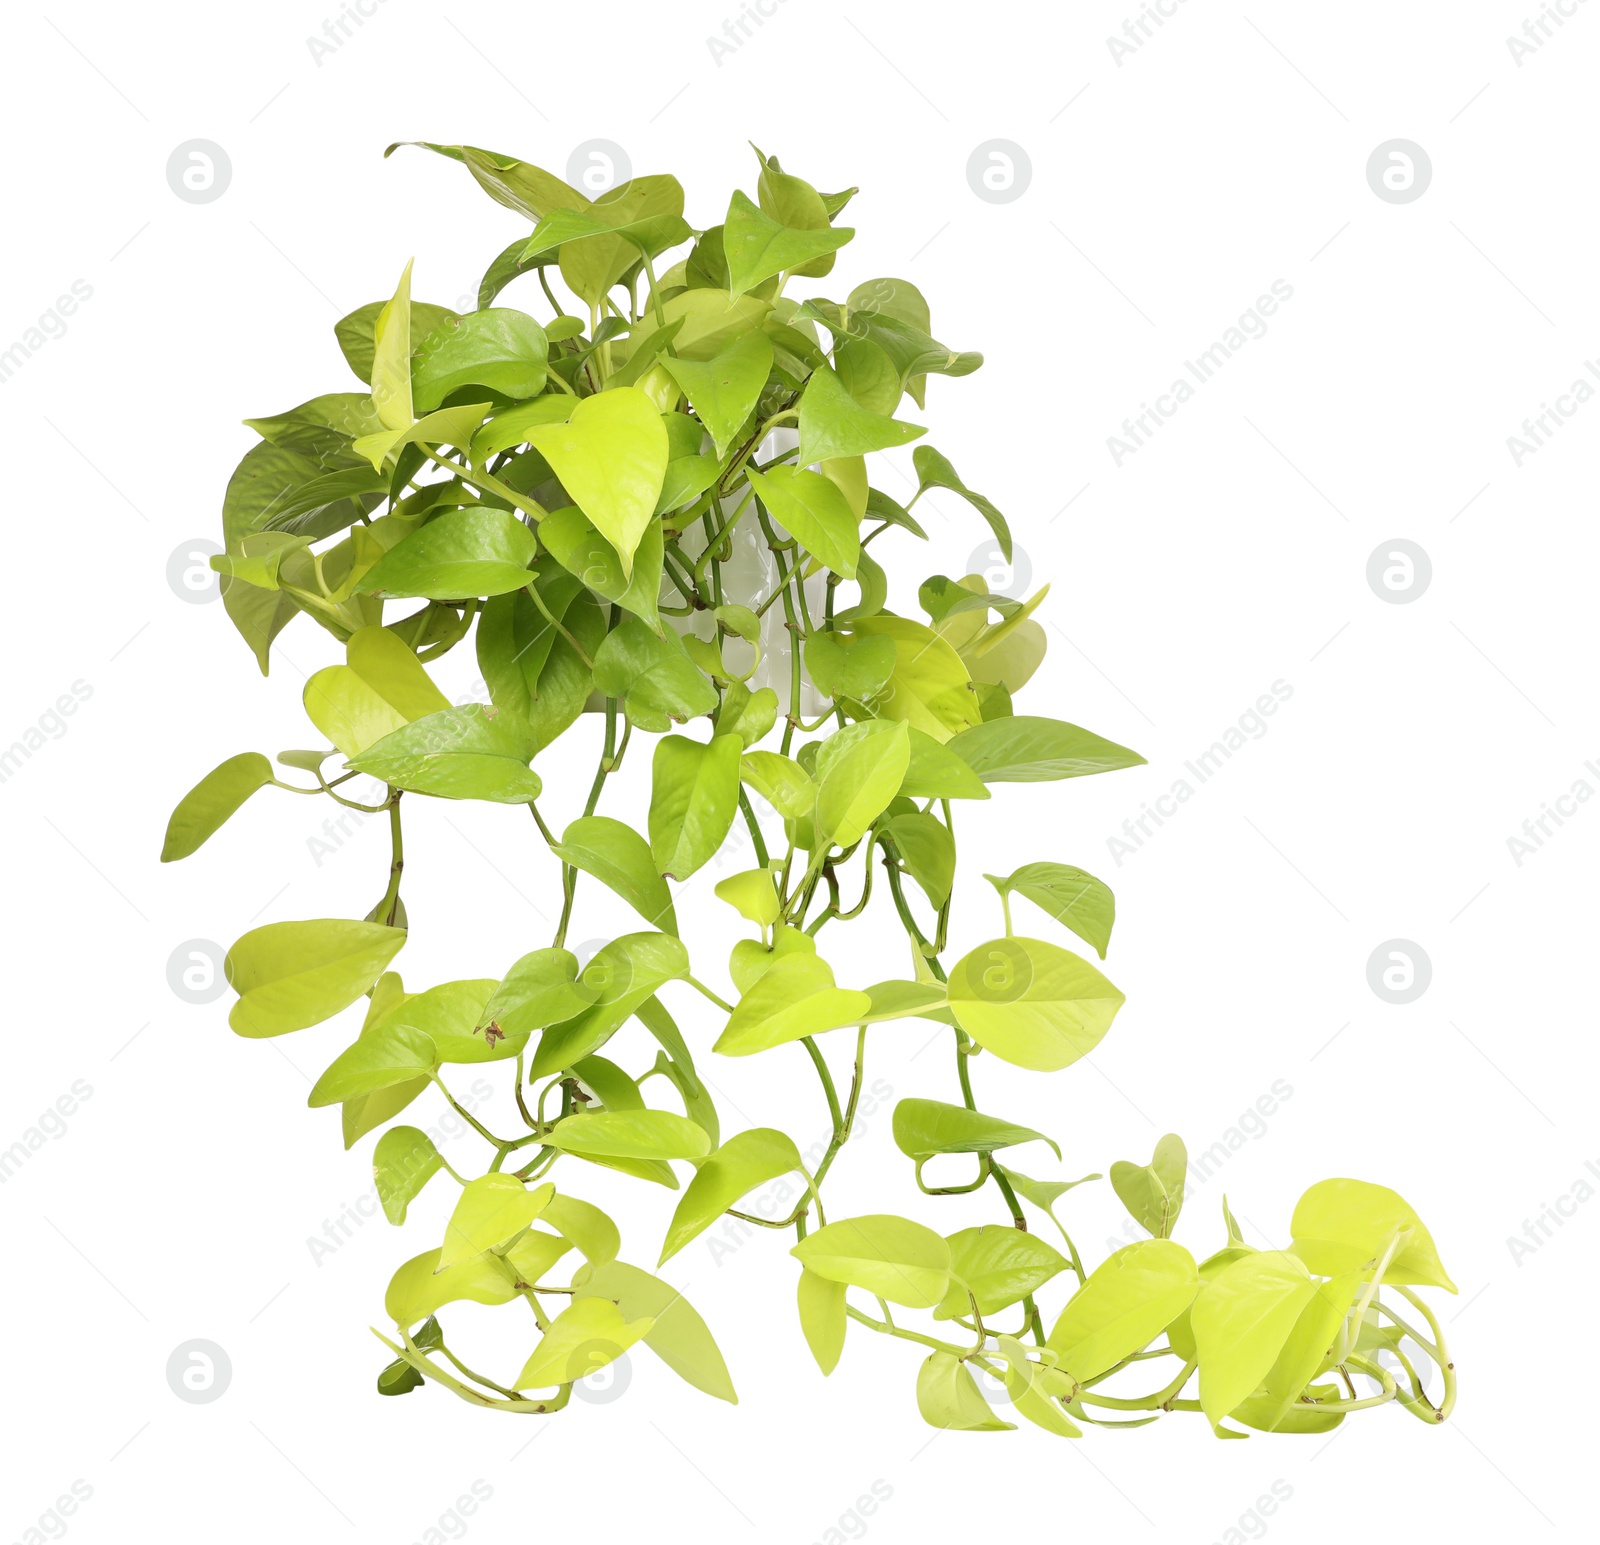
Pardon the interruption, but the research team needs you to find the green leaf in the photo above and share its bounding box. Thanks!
[335,296,459,384]
[592,617,718,730]
[479,948,598,1040]
[242,394,383,469]
[1046,1239,1199,1383]
[1290,1179,1456,1291]
[995,1165,1101,1217]
[993,1336,1082,1438]
[514,1296,654,1391]
[947,716,1145,783]
[368,259,414,430]
[803,630,896,702]
[715,953,872,1056]
[303,625,451,759]
[797,1268,848,1376]
[377,1356,424,1397]
[519,204,692,266]
[658,332,773,457]
[892,1098,1060,1163]
[740,750,815,818]
[745,465,860,579]
[986,863,1115,959]
[649,733,742,881]
[660,1128,805,1263]
[935,1226,1068,1319]
[161,752,274,861]
[912,445,1011,563]
[470,395,575,460]
[797,364,924,466]
[529,933,690,1077]
[713,868,780,927]
[385,1247,518,1327]
[307,1020,436,1106]
[814,719,911,848]
[900,726,991,800]
[373,1126,443,1224]
[476,574,605,749]
[803,300,982,399]
[847,276,933,403]
[411,309,548,413]
[572,1260,737,1403]
[1192,1250,1322,1426]
[571,1054,644,1113]
[655,452,721,517]
[388,141,588,222]
[349,704,543,803]
[860,979,949,1024]
[556,176,686,306]
[379,978,509,1064]
[728,925,816,996]
[527,388,668,580]
[754,148,842,279]
[226,919,407,1038]
[538,506,664,631]
[544,1109,711,1162]
[341,974,429,1146]
[916,1351,1014,1431]
[352,402,491,472]
[636,997,720,1150]
[1249,1268,1367,1431]
[550,815,678,935]
[654,287,773,361]
[359,508,538,600]
[945,936,1125,1072]
[834,338,903,415]
[846,616,979,741]
[439,1175,554,1271]
[791,1215,951,1310]
[880,813,955,908]
[1110,1134,1188,1239]
[541,1193,621,1265]
[723,189,852,297]
[503,1229,573,1286]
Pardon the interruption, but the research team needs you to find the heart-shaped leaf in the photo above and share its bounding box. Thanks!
[349,704,543,803]
[527,387,668,579]
[359,507,538,600]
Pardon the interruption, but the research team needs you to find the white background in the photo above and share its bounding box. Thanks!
[1,2,1593,1541]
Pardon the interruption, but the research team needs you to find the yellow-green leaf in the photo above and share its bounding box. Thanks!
[226,918,407,1038]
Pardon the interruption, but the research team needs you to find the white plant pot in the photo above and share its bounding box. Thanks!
[670,426,829,719]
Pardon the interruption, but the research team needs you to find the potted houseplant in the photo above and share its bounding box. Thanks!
[163,141,1456,1433]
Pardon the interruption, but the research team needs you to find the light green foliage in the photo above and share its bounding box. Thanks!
[174,141,1455,1438]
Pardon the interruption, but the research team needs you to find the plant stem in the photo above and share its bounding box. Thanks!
[377,796,404,927]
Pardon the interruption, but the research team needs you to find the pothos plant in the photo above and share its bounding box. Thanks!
[163,141,1458,1435]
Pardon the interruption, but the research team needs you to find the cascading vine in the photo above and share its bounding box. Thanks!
[164,140,1457,1433]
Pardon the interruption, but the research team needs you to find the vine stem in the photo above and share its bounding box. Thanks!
[377,795,404,927]
[422,448,547,522]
